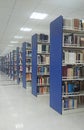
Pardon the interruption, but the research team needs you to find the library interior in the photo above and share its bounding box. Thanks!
[0,0,84,130]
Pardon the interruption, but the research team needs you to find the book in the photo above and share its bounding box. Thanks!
[72,18,80,29]
[74,99,77,108]
[68,83,74,93]
[76,52,83,63]
[62,66,67,78]
[68,52,76,64]
[63,19,72,29]
[65,51,69,63]
[67,67,73,78]
[64,98,68,109]
[38,44,42,53]
[42,45,46,53]
[80,66,84,77]
[65,82,68,94]
[69,99,73,109]
[45,56,50,64]
[62,50,65,63]
[64,33,73,46]
[26,73,31,81]
[39,34,48,41]
[80,37,84,46]
[73,34,80,46]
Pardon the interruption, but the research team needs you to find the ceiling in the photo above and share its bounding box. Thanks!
[0,0,84,55]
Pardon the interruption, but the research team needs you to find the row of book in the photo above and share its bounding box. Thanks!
[37,86,49,94]
[26,50,32,57]
[26,58,31,65]
[25,43,31,48]
[38,44,50,53]
[63,33,84,47]
[26,66,32,73]
[63,18,84,30]
[19,52,22,58]
[63,51,84,64]
[37,55,50,65]
[37,76,49,85]
[38,66,49,75]
[63,98,77,110]
[19,61,22,65]
[79,96,84,104]
[37,34,48,42]
[26,73,31,81]
[19,66,23,72]
[62,81,80,94]
[62,66,84,79]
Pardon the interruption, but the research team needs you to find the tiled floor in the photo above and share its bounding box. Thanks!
[0,72,84,130]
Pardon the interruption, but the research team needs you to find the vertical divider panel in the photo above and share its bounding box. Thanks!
[32,34,37,96]
[50,16,63,114]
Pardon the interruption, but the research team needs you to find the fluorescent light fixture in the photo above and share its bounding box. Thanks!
[14,36,23,39]
[30,12,48,20]
[10,41,18,44]
[20,27,32,31]
[15,123,24,129]
[8,44,14,47]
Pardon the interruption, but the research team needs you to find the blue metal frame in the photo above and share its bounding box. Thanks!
[50,15,63,114]
[22,42,26,88]
[16,47,20,84]
[32,34,37,96]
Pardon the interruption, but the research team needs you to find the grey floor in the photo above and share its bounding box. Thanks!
[0,72,84,130]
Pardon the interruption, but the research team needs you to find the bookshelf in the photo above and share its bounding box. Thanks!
[0,56,2,71]
[50,15,84,114]
[16,47,20,84]
[18,47,23,84]
[22,42,32,88]
[10,51,13,79]
[32,33,50,96]
[0,56,5,73]
[13,50,17,81]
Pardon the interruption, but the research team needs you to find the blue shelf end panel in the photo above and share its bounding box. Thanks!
[22,42,26,88]
[16,47,20,84]
[50,16,63,114]
[32,34,37,96]
[9,52,11,79]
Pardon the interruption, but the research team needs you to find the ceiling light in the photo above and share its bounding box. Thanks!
[14,36,23,39]
[20,27,32,32]
[10,41,18,44]
[8,44,14,47]
[30,12,48,20]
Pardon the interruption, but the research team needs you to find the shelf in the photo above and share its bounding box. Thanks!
[26,80,32,82]
[63,28,84,34]
[37,41,49,44]
[22,42,32,88]
[62,92,82,98]
[37,53,50,55]
[38,64,49,66]
[62,78,84,81]
[26,64,32,66]
[26,48,31,51]
[50,15,84,114]
[26,72,32,74]
[38,93,49,96]
[37,73,49,76]
[63,62,84,65]
[32,34,50,96]
[37,84,49,86]
[63,46,84,49]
